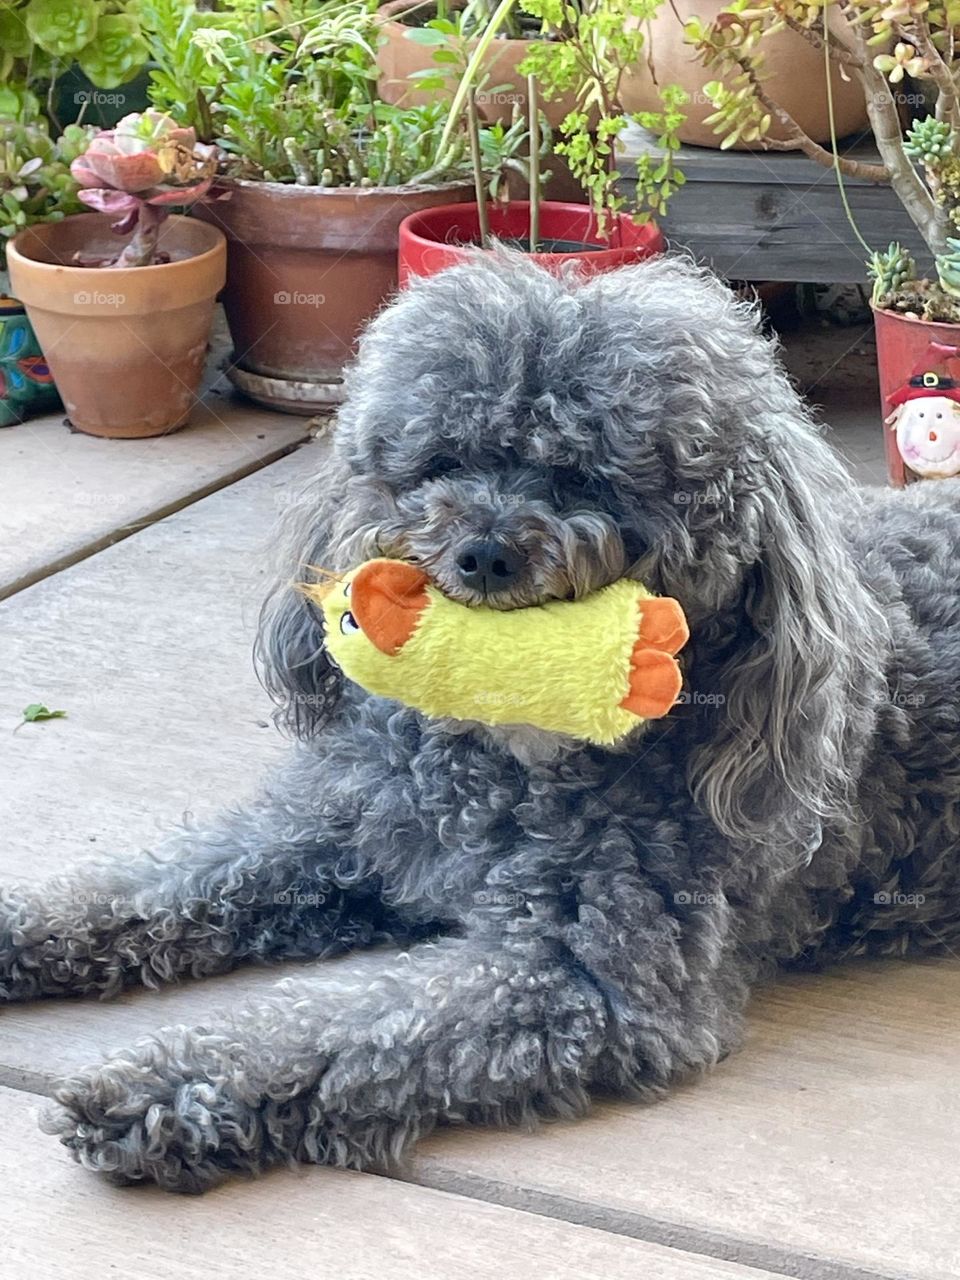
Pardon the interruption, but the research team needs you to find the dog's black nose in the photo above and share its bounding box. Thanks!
[455,538,524,593]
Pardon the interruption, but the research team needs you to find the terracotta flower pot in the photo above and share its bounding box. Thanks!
[873,304,960,487]
[398,201,664,284]
[194,177,474,413]
[376,0,580,128]
[6,214,225,439]
[620,0,868,149]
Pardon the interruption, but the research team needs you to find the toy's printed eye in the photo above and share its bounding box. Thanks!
[344,581,351,597]
[340,611,360,635]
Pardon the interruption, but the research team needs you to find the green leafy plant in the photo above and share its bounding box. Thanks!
[399,1,530,98]
[479,109,551,202]
[687,0,960,319]
[519,0,686,227]
[433,0,687,232]
[391,4,551,198]
[0,115,92,266]
[142,0,521,187]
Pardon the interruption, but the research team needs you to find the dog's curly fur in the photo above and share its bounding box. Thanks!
[5,252,960,1193]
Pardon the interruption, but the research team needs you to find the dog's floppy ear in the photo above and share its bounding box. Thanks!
[581,255,886,855]
[685,432,885,856]
[256,453,395,739]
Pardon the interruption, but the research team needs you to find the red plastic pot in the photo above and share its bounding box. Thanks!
[873,304,960,486]
[398,201,664,286]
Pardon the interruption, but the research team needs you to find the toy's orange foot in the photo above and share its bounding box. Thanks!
[351,560,431,655]
[620,648,683,719]
[636,597,689,656]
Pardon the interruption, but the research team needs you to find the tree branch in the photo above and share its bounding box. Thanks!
[866,67,944,251]
[771,7,863,69]
[738,60,889,179]
[894,15,960,128]
[829,0,943,253]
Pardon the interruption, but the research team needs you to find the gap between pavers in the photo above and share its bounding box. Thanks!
[2,430,954,1280]
[0,390,316,601]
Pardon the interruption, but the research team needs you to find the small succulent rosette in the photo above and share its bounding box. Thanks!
[0,295,59,427]
[22,0,149,88]
[69,111,221,267]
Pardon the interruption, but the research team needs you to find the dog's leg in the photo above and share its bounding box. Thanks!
[45,889,747,1191]
[0,783,406,1002]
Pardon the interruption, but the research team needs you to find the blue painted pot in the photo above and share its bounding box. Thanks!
[0,295,60,427]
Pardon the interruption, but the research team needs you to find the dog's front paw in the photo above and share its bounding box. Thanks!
[42,1034,271,1193]
[0,890,44,1002]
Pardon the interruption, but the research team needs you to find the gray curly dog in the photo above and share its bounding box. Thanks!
[4,252,958,1193]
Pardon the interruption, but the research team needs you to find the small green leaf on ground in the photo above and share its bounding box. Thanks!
[17,703,67,728]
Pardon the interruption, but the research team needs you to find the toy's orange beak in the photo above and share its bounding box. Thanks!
[350,560,431,656]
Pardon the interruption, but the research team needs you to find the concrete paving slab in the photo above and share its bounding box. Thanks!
[0,389,314,600]
[415,957,960,1280]
[0,440,327,884]
[6,1087,784,1280]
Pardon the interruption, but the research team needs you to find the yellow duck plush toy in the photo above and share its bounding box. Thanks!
[302,559,689,746]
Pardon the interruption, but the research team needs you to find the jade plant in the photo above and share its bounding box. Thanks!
[69,110,219,267]
[686,0,960,321]
[432,0,687,234]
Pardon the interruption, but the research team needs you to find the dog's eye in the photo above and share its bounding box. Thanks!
[340,611,360,635]
[552,466,604,504]
[423,454,461,479]
[620,528,650,565]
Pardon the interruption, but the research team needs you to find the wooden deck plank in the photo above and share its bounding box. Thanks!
[0,437,377,1094]
[2,1086,785,1280]
[617,126,930,282]
[0,392,313,601]
[3,953,955,1278]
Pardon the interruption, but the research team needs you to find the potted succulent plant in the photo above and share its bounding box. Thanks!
[689,0,960,485]
[397,0,675,280]
[0,0,151,127]
[0,0,154,425]
[143,0,494,412]
[6,110,225,438]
